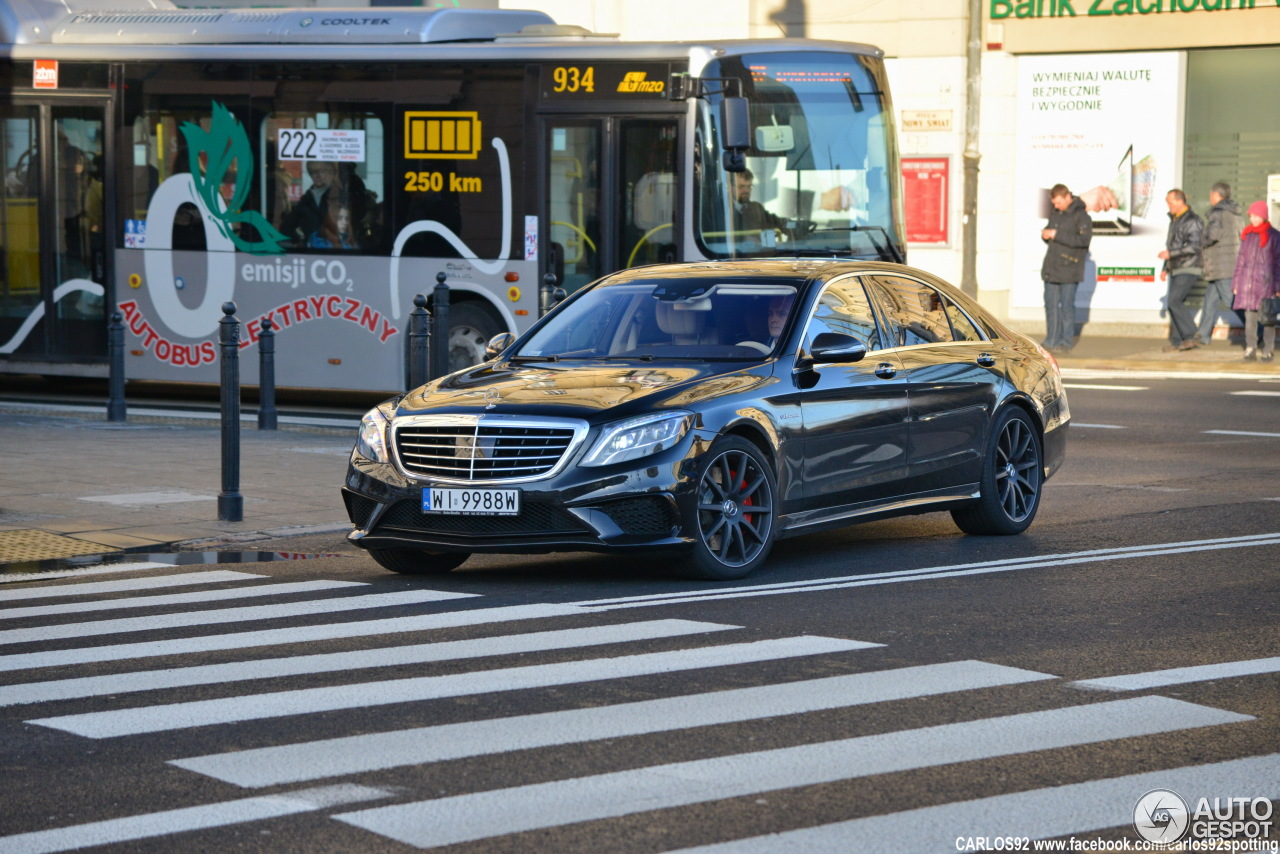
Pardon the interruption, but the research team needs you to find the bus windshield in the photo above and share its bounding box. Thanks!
[697,51,902,262]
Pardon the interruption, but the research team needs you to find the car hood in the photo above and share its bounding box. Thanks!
[396,361,772,419]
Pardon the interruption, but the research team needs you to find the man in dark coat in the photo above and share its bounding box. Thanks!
[1158,188,1205,351]
[1040,184,1092,354]
[1198,182,1243,347]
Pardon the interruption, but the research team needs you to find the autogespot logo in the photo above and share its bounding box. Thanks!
[1134,788,1191,844]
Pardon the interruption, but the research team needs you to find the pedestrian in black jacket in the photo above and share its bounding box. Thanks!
[1158,188,1205,351]
[1040,184,1092,354]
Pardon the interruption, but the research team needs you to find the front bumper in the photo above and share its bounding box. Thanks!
[342,430,712,556]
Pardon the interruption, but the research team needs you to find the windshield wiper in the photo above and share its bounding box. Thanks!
[509,354,559,363]
[813,225,904,264]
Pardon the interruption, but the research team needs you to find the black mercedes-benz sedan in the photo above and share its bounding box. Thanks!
[342,260,1069,580]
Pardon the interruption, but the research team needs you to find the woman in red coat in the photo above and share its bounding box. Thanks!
[1233,200,1280,361]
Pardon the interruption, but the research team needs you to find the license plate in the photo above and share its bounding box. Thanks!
[422,487,521,516]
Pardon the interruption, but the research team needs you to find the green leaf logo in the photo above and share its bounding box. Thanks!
[180,101,288,255]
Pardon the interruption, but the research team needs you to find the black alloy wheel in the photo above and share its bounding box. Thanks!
[684,436,778,580]
[951,407,1043,535]
[368,548,471,574]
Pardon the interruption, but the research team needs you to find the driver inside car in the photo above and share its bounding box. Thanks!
[736,293,795,353]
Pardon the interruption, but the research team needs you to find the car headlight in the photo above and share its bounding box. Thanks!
[355,404,392,463]
[581,412,693,467]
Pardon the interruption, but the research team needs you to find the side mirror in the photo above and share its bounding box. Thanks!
[719,97,750,172]
[485,332,516,361]
[809,332,867,364]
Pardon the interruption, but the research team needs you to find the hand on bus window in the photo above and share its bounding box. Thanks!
[820,185,855,212]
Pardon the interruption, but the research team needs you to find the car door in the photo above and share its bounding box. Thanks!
[796,276,912,515]
[863,274,1007,494]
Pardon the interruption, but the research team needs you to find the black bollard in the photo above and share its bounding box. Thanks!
[431,271,450,380]
[257,315,277,431]
[218,302,243,522]
[106,310,126,422]
[408,294,430,390]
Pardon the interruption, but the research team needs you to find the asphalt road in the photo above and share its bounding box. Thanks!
[1,371,1277,854]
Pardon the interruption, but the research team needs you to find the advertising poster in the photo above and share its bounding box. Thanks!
[902,157,950,246]
[1012,52,1185,323]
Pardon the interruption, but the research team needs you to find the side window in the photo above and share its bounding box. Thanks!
[266,110,386,252]
[945,300,985,342]
[803,278,882,351]
[865,275,954,346]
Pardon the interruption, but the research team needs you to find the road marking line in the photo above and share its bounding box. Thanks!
[1062,383,1149,390]
[332,696,1249,849]
[0,784,388,854]
[572,533,1280,610]
[1230,390,1280,396]
[0,562,179,585]
[1072,656,1280,692]
[0,602,588,673]
[1070,423,1127,429]
[0,580,366,621]
[0,619,738,707]
[0,570,265,601]
[173,661,1055,788]
[1205,429,1280,438]
[28,636,878,738]
[662,754,1280,854]
[0,589,477,646]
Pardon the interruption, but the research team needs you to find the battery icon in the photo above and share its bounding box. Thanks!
[405,111,482,160]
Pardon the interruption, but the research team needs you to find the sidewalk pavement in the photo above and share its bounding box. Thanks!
[1,335,1275,569]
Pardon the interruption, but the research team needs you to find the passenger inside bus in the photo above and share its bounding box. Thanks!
[309,199,359,250]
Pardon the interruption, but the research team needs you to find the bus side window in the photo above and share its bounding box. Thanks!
[266,111,386,252]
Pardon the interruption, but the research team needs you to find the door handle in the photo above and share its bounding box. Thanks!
[874,362,897,379]
[976,353,997,367]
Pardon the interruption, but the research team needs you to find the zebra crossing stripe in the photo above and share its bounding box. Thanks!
[332,696,1250,850]
[1072,656,1280,692]
[0,619,739,707]
[28,635,878,738]
[661,753,1280,854]
[173,660,1055,788]
[0,580,366,621]
[0,570,265,602]
[0,602,587,673]
[0,784,388,854]
[0,589,477,646]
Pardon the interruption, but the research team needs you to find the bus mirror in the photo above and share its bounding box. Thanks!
[720,97,750,151]
[667,73,693,100]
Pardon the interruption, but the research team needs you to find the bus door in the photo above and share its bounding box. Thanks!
[0,99,110,362]
[538,65,682,295]
[542,117,680,295]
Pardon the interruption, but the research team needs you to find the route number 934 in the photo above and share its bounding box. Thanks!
[552,66,595,93]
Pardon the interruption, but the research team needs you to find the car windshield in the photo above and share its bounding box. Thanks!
[696,51,902,262]
[514,278,800,361]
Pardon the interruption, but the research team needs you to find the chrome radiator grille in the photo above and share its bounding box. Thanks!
[394,420,579,481]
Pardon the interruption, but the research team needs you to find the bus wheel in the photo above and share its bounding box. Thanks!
[448,303,502,373]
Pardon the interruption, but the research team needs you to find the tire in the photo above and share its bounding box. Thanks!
[368,548,470,575]
[951,407,1043,536]
[447,302,503,373]
[680,436,778,580]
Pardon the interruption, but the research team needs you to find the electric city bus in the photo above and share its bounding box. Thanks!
[1,0,904,391]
